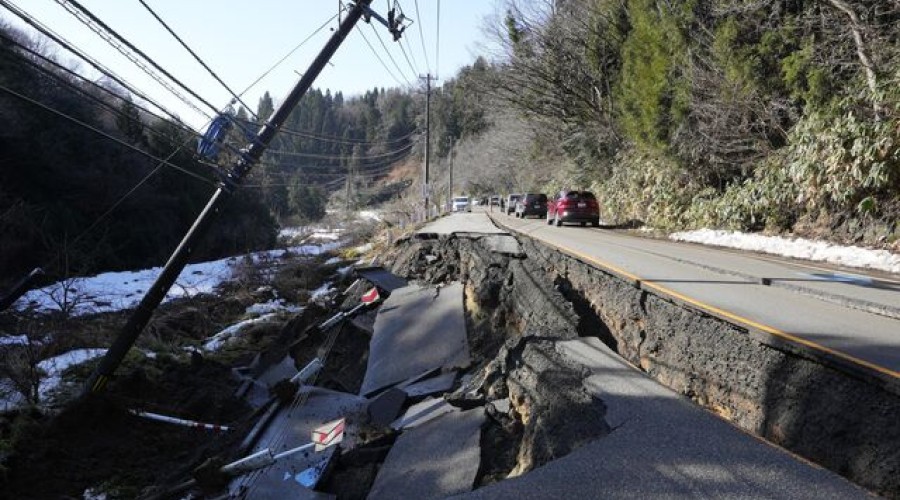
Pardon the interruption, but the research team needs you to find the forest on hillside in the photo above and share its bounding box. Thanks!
[439,0,900,249]
[3,0,899,288]
[0,23,427,287]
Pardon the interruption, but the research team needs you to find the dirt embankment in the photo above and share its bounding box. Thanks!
[385,232,899,498]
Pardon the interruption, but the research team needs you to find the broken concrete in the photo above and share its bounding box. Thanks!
[391,396,460,430]
[366,388,407,427]
[355,266,409,292]
[399,371,457,398]
[360,283,470,396]
[228,387,367,498]
[368,407,486,499]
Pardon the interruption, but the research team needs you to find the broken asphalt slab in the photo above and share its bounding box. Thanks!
[391,396,460,430]
[369,407,485,499]
[228,387,367,498]
[355,266,409,293]
[399,370,457,398]
[456,338,870,499]
[360,283,471,396]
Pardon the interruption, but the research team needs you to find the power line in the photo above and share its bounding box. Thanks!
[257,121,419,146]
[401,31,421,75]
[264,141,414,160]
[0,82,215,186]
[0,0,197,132]
[397,35,419,78]
[54,0,219,118]
[355,23,406,87]
[369,22,414,84]
[0,32,203,145]
[238,9,343,101]
[413,0,431,73]
[136,0,256,118]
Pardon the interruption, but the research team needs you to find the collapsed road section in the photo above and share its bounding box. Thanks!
[173,212,891,498]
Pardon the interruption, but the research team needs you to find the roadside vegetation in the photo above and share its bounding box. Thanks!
[436,0,900,250]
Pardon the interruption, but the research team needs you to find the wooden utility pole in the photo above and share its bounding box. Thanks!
[420,73,437,219]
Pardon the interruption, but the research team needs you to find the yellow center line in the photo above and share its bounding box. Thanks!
[491,214,900,381]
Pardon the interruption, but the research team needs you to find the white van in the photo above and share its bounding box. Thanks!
[451,196,471,212]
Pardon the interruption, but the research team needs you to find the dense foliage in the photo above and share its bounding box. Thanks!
[448,0,900,247]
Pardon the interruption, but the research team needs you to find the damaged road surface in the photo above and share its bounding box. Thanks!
[360,283,470,396]
[209,212,888,499]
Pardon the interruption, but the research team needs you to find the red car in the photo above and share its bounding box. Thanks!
[547,190,600,227]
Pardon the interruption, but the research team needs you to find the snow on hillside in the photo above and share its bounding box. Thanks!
[670,229,900,274]
[14,240,344,317]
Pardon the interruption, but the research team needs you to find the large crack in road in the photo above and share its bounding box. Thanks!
[382,226,897,498]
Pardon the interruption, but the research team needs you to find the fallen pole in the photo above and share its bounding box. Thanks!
[129,409,231,432]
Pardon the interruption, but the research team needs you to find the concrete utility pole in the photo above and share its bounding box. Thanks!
[84,0,376,396]
[420,73,437,220]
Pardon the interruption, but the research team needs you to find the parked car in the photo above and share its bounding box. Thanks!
[451,196,471,212]
[489,195,501,206]
[515,193,548,218]
[547,190,600,227]
[505,194,522,215]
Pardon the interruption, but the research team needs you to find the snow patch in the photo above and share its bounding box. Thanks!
[310,281,335,303]
[15,241,345,317]
[670,229,900,274]
[0,334,30,346]
[37,348,107,402]
[245,299,303,316]
[203,313,281,351]
[358,210,382,222]
[324,256,342,265]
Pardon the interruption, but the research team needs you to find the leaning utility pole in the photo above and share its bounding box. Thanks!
[84,0,375,396]
[420,73,437,219]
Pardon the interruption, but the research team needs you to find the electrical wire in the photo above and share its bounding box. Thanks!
[256,122,419,147]
[136,0,257,118]
[0,32,204,145]
[369,22,414,85]
[264,141,414,161]
[401,31,421,75]
[355,24,406,88]
[397,35,419,78]
[413,0,431,73]
[54,0,218,119]
[0,0,198,132]
[0,82,215,186]
[237,9,343,101]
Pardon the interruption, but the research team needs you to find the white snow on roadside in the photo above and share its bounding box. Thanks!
[324,257,342,265]
[337,265,354,276]
[0,334,30,346]
[203,313,281,351]
[37,348,107,402]
[245,299,303,316]
[310,281,335,303]
[14,241,345,317]
[310,230,342,241]
[358,210,382,222]
[671,229,900,274]
[279,227,309,239]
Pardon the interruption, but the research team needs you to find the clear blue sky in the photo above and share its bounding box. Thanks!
[1,0,502,130]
